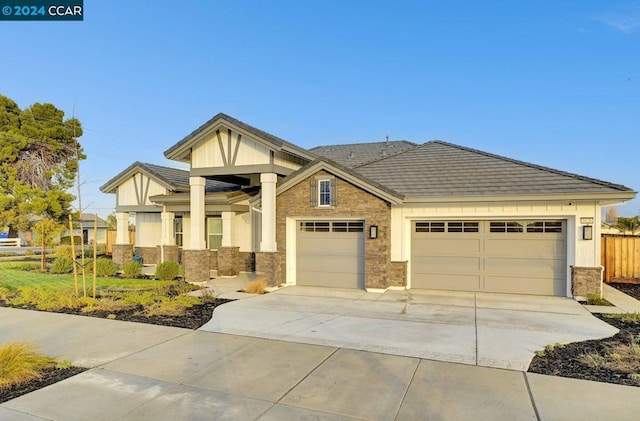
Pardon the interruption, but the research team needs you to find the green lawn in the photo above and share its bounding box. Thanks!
[0,262,174,292]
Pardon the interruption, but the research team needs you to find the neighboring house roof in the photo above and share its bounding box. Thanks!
[164,113,316,162]
[74,213,109,229]
[100,162,240,194]
[310,140,417,168]
[355,141,635,199]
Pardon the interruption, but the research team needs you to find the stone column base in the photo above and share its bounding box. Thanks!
[183,249,211,284]
[571,266,603,297]
[112,244,133,268]
[217,247,240,277]
[255,252,282,287]
[159,245,179,263]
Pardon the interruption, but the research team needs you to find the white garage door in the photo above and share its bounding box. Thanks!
[297,221,365,289]
[411,220,566,295]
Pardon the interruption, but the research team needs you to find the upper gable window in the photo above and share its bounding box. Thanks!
[310,176,337,207]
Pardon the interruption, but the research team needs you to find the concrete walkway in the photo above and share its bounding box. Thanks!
[202,287,618,371]
[1,306,640,420]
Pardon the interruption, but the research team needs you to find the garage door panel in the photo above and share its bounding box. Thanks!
[413,238,481,255]
[485,257,566,277]
[486,239,566,259]
[298,254,362,273]
[413,273,481,291]
[413,256,481,275]
[297,237,362,256]
[484,276,565,296]
[297,271,365,288]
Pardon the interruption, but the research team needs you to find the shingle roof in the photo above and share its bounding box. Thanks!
[355,141,634,197]
[100,162,240,193]
[310,140,417,168]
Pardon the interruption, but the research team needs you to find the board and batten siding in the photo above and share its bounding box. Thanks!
[391,200,603,295]
[191,129,271,168]
[135,213,162,247]
[117,174,167,207]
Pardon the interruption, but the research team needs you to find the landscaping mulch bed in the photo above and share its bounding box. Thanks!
[0,298,234,330]
[1,366,87,404]
[528,314,640,387]
[528,283,640,387]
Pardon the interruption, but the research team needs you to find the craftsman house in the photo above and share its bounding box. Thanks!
[100,113,636,297]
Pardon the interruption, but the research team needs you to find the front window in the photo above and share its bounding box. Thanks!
[174,217,183,247]
[207,217,222,249]
[319,179,331,206]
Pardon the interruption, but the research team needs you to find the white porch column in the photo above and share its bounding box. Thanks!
[115,212,130,244]
[221,211,234,247]
[189,176,206,249]
[161,210,176,246]
[260,172,277,252]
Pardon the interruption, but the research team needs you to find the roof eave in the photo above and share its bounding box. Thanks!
[402,191,638,204]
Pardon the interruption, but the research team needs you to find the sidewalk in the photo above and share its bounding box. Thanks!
[1,306,640,420]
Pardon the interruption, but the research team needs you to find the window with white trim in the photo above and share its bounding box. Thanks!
[207,217,222,249]
[174,217,183,247]
[319,179,331,206]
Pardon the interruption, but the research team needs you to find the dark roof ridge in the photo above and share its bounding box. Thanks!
[311,139,417,149]
[352,140,423,169]
[428,140,634,192]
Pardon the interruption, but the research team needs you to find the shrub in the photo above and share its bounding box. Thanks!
[155,261,180,281]
[50,257,74,274]
[0,342,55,391]
[244,279,268,294]
[54,245,75,259]
[59,236,82,245]
[24,249,35,256]
[122,261,143,279]
[95,258,118,277]
[585,294,613,306]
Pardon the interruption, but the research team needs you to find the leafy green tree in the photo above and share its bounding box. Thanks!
[33,218,66,270]
[0,94,84,238]
[616,216,640,235]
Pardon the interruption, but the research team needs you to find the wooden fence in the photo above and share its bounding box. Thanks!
[105,230,136,255]
[601,234,640,282]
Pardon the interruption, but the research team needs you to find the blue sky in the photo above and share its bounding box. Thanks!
[1,0,639,217]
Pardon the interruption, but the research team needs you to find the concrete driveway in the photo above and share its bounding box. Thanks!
[201,286,618,371]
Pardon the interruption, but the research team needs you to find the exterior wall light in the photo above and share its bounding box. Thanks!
[369,225,378,239]
[583,225,593,240]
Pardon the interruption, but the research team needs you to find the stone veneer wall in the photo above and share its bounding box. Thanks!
[112,244,133,268]
[255,252,283,286]
[389,261,408,288]
[276,170,394,289]
[217,247,240,276]
[239,252,256,272]
[209,250,218,270]
[135,247,158,265]
[158,245,179,264]
[183,250,211,284]
[571,266,603,297]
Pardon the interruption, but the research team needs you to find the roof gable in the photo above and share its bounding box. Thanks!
[276,158,404,205]
[164,113,315,163]
[99,162,238,194]
[356,141,636,199]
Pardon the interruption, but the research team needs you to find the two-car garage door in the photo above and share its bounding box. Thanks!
[411,220,567,296]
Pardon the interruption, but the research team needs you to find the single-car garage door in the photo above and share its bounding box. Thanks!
[411,220,566,295]
[297,221,365,289]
